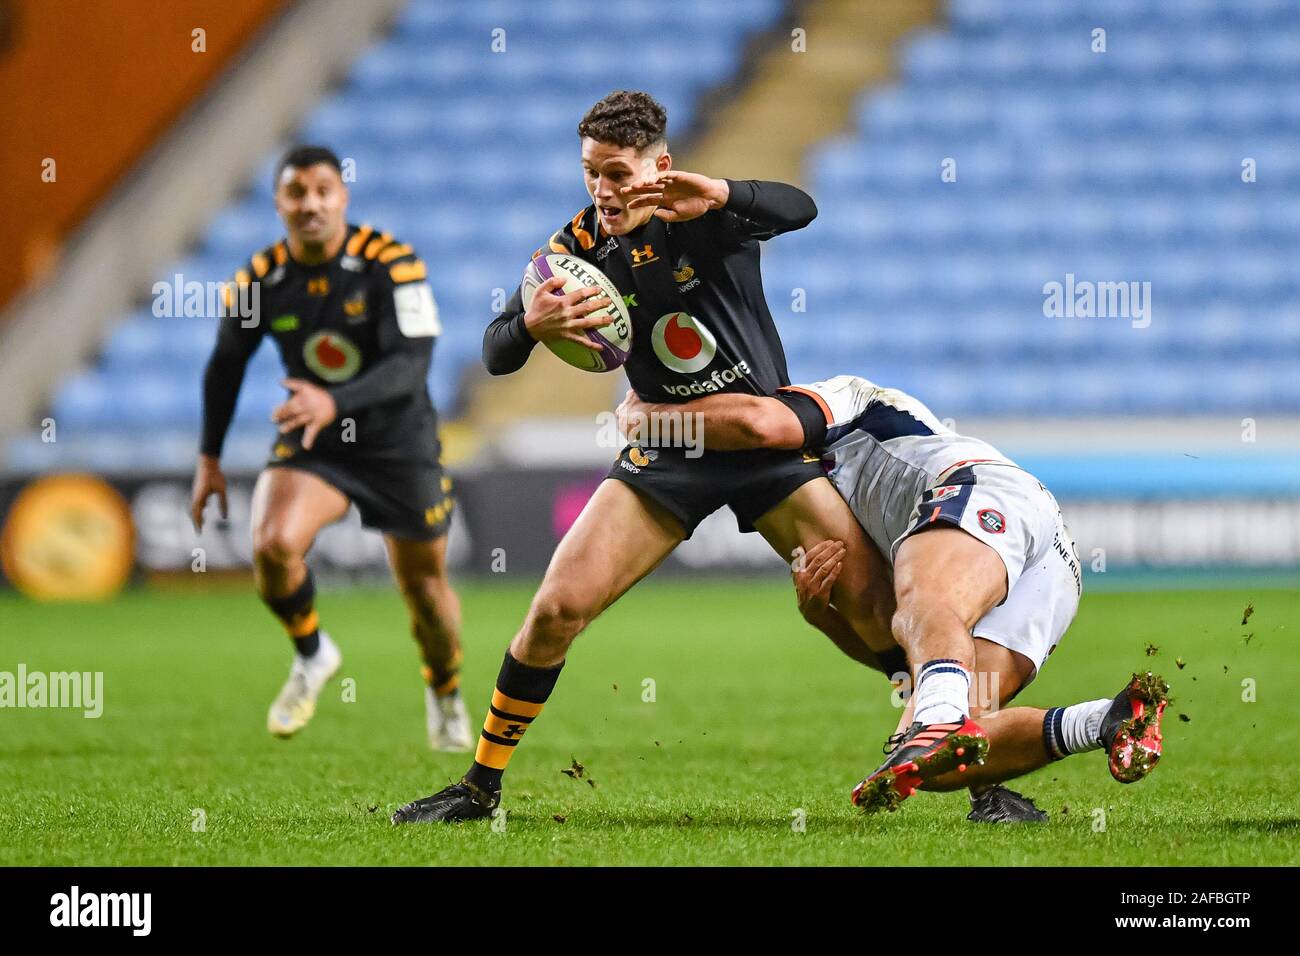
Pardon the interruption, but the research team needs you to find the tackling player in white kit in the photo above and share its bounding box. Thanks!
[619,375,1169,818]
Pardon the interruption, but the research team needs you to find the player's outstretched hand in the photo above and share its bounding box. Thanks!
[190,453,228,533]
[792,539,846,623]
[621,171,729,223]
[273,378,338,451]
[523,275,612,352]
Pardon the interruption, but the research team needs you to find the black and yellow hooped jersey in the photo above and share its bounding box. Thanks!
[201,223,443,462]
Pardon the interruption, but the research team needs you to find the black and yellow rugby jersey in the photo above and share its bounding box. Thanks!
[482,179,816,402]
[200,223,442,461]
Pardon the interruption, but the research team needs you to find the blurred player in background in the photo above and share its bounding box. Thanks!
[392,90,900,824]
[191,145,471,751]
[619,375,1170,820]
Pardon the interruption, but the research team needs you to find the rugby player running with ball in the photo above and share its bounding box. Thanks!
[392,91,899,824]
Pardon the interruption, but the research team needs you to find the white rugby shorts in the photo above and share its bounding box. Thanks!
[895,463,1083,679]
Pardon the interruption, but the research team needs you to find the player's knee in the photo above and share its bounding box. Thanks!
[890,604,917,646]
[252,527,302,569]
[526,589,592,645]
[890,589,957,646]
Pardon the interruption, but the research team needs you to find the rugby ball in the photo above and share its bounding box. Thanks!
[521,253,632,372]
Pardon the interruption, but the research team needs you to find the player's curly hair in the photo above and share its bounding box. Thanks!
[577,90,668,151]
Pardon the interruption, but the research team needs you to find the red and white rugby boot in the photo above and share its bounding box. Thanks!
[1100,671,1169,783]
[851,717,989,813]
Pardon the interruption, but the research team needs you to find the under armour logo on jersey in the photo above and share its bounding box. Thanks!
[306,276,330,296]
[630,244,658,266]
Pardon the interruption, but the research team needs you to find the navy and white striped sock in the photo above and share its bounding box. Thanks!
[1043,698,1111,759]
[912,658,972,725]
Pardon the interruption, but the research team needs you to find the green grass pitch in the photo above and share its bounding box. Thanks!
[2,578,1297,866]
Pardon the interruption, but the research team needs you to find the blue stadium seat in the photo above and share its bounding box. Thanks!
[782,0,1300,416]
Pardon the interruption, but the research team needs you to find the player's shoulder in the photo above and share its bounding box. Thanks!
[221,238,286,313]
[231,238,288,286]
[344,223,427,285]
[529,205,599,260]
[345,223,440,336]
[779,375,880,427]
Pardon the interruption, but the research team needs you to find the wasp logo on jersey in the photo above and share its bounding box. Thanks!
[674,257,701,293]
[343,294,367,320]
[303,332,361,382]
[628,446,659,467]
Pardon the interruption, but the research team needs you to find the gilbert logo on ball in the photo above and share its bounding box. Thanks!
[652,312,716,374]
[303,331,361,382]
[521,253,631,372]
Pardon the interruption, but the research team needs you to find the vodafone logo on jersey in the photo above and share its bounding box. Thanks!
[303,331,361,382]
[651,312,716,374]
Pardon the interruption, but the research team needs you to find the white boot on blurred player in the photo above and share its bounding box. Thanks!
[426,686,473,752]
[266,632,342,737]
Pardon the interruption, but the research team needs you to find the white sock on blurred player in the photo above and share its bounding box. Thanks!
[912,659,972,725]
[266,631,341,737]
[426,687,473,752]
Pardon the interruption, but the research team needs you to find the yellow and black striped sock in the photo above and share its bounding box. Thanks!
[464,650,564,792]
[421,648,464,698]
[263,569,320,657]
